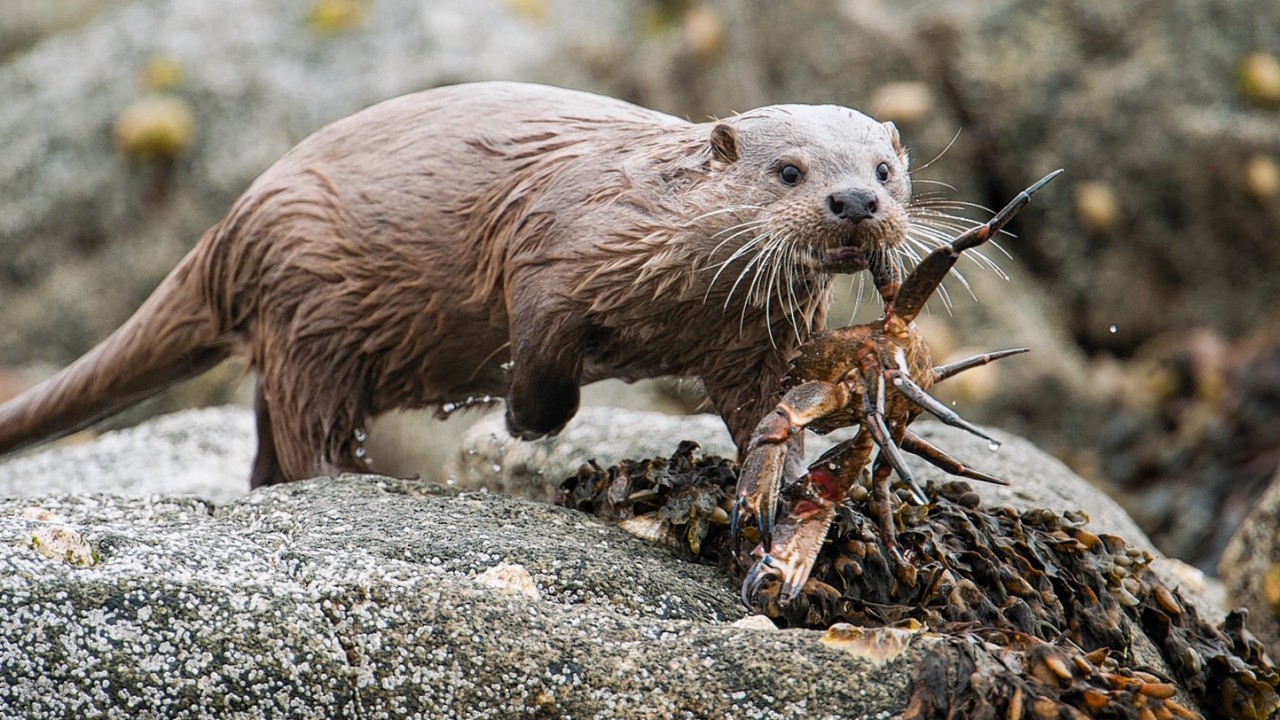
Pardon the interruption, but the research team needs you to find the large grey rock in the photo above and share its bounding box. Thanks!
[1,476,925,719]
[0,405,1234,717]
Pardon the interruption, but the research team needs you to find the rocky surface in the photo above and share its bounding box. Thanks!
[0,404,1268,718]
[1222,465,1280,663]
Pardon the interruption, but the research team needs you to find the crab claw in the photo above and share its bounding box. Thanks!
[732,433,790,542]
[740,464,845,609]
[732,380,850,544]
[741,553,784,609]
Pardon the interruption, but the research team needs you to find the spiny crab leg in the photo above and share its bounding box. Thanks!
[862,372,928,505]
[886,368,1002,448]
[899,432,1008,486]
[891,169,1063,325]
[933,348,1029,383]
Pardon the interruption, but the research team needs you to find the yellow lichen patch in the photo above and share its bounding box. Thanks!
[141,56,185,92]
[1244,154,1280,203]
[870,82,935,126]
[502,0,551,24]
[1074,180,1122,234]
[1239,52,1280,108]
[1262,564,1280,612]
[682,5,724,60]
[308,0,365,36]
[113,94,196,162]
[820,622,920,665]
[28,525,97,568]
[475,561,540,600]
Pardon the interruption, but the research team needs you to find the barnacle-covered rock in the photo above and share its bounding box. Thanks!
[561,442,1280,719]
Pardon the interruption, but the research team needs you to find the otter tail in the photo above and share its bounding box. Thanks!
[0,250,231,456]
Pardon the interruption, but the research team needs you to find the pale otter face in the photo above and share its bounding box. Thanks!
[706,106,911,278]
[692,105,916,339]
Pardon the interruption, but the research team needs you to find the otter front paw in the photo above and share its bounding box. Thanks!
[504,377,579,441]
[504,404,571,441]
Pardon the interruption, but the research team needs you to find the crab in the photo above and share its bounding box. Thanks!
[733,170,1063,608]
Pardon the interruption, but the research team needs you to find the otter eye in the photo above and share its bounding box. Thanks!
[875,162,891,183]
[778,164,804,186]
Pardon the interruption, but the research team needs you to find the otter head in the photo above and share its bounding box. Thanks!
[703,105,912,276]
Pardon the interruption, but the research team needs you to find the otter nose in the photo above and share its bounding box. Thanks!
[827,189,878,223]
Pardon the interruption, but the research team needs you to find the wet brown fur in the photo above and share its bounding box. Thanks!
[0,82,910,486]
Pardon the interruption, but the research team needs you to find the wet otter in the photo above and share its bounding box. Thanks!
[0,82,912,487]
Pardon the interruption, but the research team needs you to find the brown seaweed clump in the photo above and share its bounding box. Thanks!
[557,442,1280,720]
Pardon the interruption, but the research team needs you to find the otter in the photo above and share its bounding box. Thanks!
[0,82,912,487]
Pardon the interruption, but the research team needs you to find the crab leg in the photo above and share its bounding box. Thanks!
[900,432,1007,486]
[892,170,1063,324]
[862,373,927,505]
[886,368,1002,447]
[933,348,1029,383]
[732,380,851,541]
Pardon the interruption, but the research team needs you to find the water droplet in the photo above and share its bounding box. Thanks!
[355,447,367,458]
[988,441,1001,452]
[353,427,367,442]
[1108,324,1118,334]
[500,360,515,371]
[467,448,477,456]
[442,402,457,414]
[481,395,492,403]
[491,464,503,473]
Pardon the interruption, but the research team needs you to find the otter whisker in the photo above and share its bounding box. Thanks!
[704,222,770,288]
[909,127,962,173]
[777,235,808,344]
[904,232,976,303]
[722,232,777,311]
[709,230,774,303]
[689,204,769,225]
[907,224,1010,280]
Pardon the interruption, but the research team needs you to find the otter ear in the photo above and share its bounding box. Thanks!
[884,121,909,169]
[709,123,739,165]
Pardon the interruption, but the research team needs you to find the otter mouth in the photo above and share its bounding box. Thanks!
[815,244,877,275]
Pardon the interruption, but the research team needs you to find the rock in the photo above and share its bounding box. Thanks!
[0,406,1263,717]
[442,407,736,504]
[1222,464,1280,660]
[0,406,253,503]
[1,475,928,718]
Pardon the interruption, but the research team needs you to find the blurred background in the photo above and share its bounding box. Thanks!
[1,0,1278,573]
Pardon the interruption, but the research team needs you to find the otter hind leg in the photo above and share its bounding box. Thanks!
[254,364,374,486]
[250,383,286,488]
